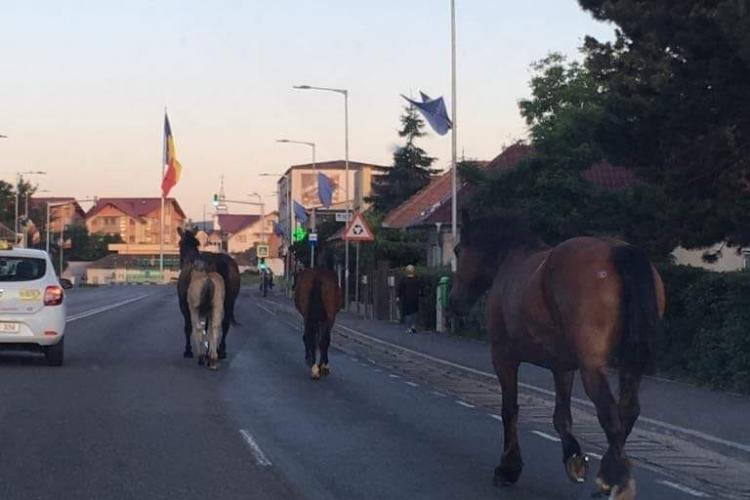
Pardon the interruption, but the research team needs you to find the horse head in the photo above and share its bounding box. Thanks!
[177,226,200,268]
[449,210,537,316]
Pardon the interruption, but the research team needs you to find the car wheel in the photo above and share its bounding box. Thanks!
[44,337,64,366]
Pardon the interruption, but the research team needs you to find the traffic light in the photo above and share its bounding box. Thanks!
[212,193,219,207]
[292,223,307,243]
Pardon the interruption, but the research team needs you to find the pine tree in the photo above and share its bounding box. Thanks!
[369,104,437,214]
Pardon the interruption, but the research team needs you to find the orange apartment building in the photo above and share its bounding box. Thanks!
[85,197,186,255]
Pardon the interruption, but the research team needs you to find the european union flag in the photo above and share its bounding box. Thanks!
[318,172,333,208]
[293,200,308,223]
[401,92,453,136]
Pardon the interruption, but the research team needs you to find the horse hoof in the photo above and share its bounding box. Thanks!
[493,464,522,487]
[183,350,193,359]
[320,364,330,376]
[565,453,589,483]
[594,476,611,497]
[609,479,636,500]
[311,364,321,380]
[208,362,219,371]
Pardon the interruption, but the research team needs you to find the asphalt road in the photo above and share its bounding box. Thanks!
[0,285,740,499]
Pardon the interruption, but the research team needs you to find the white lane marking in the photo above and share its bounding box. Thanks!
[388,374,401,379]
[456,400,476,409]
[239,430,272,466]
[255,303,277,316]
[657,480,708,497]
[333,322,750,455]
[531,430,561,443]
[373,368,383,373]
[489,414,503,422]
[588,452,603,460]
[66,294,150,322]
[431,390,447,397]
[404,381,419,387]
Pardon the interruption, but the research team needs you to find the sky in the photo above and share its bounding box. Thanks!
[0,1,614,220]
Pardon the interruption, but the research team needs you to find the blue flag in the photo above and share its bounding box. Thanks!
[318,172,333,208]
[273,222,286,238]
[293,200,308,223]
[401,92,453,136]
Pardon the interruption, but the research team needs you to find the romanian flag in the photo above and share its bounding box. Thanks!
[161,113,182,197]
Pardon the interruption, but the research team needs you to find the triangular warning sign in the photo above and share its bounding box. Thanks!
[343,211,375,242]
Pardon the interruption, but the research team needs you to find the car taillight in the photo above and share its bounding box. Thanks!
[44,285,64,306]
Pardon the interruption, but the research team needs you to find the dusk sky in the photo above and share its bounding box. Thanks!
[0,1,613,220]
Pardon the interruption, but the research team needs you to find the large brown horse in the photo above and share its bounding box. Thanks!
[294,268,341,380]
[177,227,240,359]
[448,213,665,500]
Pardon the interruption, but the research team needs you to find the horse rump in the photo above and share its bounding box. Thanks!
[611,244,660,371]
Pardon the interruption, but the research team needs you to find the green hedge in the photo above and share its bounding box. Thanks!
[656,265,750,393]
[445,264,750,393]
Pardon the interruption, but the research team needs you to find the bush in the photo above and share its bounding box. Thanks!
[656,265,750,392]
[443,263,750,393]
[395,266,451,330]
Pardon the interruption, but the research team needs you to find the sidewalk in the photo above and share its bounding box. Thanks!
[262,291,750,460]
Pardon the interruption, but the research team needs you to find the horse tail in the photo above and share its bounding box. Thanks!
[611,244,659,372]
[198,277,215,320]
[308,277,327,323]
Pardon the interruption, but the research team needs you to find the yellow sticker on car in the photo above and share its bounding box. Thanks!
[19,289,41,300]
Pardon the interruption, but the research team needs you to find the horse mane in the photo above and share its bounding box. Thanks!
[463,215,546,252]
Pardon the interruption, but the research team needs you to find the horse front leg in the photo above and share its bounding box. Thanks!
[580,366,635,499]
[493,353,523,486]
[552,369,589,483]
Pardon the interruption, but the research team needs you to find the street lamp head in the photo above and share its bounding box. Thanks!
[276,139,290,143]
[293,85,311,90]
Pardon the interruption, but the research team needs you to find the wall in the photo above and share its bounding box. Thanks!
[672,243,748,272]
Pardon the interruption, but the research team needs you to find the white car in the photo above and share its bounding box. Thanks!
[0,248,71,366]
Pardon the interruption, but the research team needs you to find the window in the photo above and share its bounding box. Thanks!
[0,257,47,282]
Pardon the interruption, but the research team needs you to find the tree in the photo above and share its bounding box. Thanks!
[576,0,750,250]
[468,2,750,260]
[368,104,438,214]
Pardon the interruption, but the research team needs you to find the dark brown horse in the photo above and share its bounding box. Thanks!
[294,268,341,380]
[177,227,240,359]
[448,213,665,500]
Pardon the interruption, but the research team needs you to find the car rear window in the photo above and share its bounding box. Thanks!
[0,257,47,281]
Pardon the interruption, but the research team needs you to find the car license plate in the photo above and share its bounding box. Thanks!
[0,322,20,333]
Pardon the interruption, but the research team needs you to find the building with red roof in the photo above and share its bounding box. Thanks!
[85,197,186,255]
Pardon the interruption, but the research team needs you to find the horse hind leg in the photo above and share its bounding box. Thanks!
[580,366,635,499]
[318,320,332,377]
[181,299,194,358]
[552,369,589,483]
[303,320,320,380]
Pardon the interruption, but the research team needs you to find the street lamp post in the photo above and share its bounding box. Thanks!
[276,138,316,267]
[293,85,350,307]
[248,192,266,244]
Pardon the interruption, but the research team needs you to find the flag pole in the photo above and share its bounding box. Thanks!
[450,0,458,272]
[160,108,166,281]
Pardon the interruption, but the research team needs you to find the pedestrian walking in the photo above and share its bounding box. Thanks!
[398,264,420,334]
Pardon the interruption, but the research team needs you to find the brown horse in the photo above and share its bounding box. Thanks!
[294,268,341,380]
[448,213,665,500]
[177,227,240,359]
